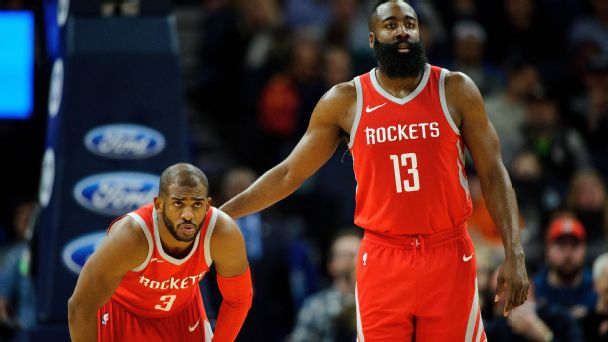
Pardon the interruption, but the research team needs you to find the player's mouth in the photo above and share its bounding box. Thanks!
[397,43,410,53]
[178,223,196,234]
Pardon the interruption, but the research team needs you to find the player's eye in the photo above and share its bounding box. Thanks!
[386,22,395,29]
[193,202,203,208]
[173,201,182,207]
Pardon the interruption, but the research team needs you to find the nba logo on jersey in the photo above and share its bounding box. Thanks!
[362,252,368,266]
[101,312,109,326]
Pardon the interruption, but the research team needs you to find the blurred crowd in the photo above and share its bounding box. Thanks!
[1,0,608,340]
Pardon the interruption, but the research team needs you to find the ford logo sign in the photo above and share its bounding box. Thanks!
[62,231,106,274]
[84,124,165,159]
[73,172,159,216]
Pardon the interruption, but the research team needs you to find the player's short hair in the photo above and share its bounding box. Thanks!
[368,0,410,31]
[159,163,209,197]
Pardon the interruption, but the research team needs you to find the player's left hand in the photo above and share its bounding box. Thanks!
[495,252,529,317]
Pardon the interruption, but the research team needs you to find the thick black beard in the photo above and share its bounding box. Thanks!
[162,207,202,243]
[373,38,427,78]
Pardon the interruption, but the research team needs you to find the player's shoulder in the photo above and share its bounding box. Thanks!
[212,208,241,237]
[311,81,357,124]
[108,215,149,249]
[444,70,480,92]
[210,208,245,248]
[320,80,357,106]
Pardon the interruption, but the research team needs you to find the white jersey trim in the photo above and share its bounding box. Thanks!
[204,319,213,342]
[465,278,480,342]
[370,63,431,105]
[355,283,365,342]
[126,212,153,272]
[457,142,471,197]
[203,208,219,268]
[439,68,461,135]
[348,76,364,149]
[152,208,203,265]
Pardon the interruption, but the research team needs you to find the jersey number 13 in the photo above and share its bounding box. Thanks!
[389,153,420,193]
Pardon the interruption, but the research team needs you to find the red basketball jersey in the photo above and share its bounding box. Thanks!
[109,203,217,318]
[349,64,472,235]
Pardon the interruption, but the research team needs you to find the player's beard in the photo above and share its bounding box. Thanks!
[373,38,427,78]
[162,210,202,242]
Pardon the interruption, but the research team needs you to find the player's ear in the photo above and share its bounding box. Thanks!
[154,196,162,211]
[369,32,375,49]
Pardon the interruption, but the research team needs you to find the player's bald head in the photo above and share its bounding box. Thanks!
[368,0,415,31]
[159,163,209,197]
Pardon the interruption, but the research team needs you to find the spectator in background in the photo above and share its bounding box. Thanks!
[489,0,562,83]
[519,90,592,197]
[565,169,608,262]
[580,252,608,342]
[322,46,354,90]
[570,54,608,175]
[257,32,324,164]
[485,267,584,342]
[0,201,37,338]
[446,20,503,96]
[569,0,608,55]
[533,216,597,319]
[484,62,541,167]
[290,228,361,342]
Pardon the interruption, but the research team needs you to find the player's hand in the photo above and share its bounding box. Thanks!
[495,252,528,317]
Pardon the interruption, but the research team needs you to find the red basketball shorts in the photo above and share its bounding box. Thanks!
[97,288,212,341]
[355,224,487,342]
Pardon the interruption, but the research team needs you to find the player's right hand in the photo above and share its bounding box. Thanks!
[494,254,529,316]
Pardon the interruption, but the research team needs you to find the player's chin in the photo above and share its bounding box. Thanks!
[177,234,197,242]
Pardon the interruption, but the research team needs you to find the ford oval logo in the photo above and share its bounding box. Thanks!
[84,124,166,159]
[73,172,159,216]
[62,231,106,274]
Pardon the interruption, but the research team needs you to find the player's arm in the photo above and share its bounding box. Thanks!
[219,83,354,219]
[210,211,252,342]
[67,217,148,342]
[446,71,529,316]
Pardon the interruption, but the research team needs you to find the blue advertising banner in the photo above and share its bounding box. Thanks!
[34,5,188,335]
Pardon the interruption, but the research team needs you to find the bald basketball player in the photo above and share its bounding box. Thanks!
[68,163,252,341]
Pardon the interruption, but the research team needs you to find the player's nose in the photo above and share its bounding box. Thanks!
[181,206,194,220]
[395,23,408,40]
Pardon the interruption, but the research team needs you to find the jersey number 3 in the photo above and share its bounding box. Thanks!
[390,153,420,193]
[155,295,176,311]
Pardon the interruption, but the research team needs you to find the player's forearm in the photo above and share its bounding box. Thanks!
[214,299,252,341]
[478,164,524,259]
[213,269,253,341]
[67,299,98,342]
[220,163,304,219]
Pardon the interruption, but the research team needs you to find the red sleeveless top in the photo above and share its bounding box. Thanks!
[349,64,472,235]
[110,203,217,318]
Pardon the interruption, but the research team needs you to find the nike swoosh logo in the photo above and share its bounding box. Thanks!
[150,258,164,263]
[189,319,200,332]
[463,253,474,262]
[365,103,387,113]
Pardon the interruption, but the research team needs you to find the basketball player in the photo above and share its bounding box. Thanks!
[68,163,252,341]
[220,1,528,340]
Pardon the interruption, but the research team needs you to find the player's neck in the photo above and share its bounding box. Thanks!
[375,67,424,99]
